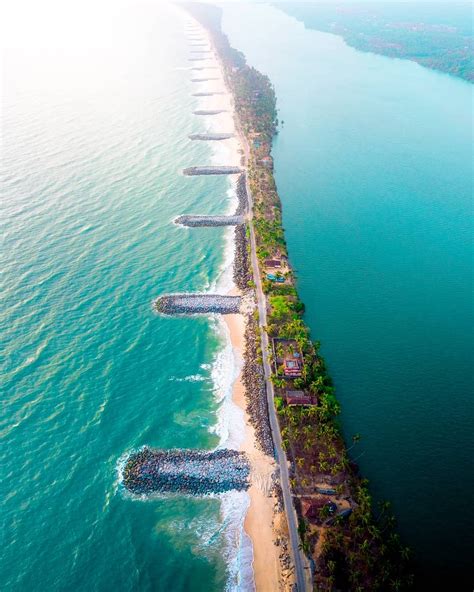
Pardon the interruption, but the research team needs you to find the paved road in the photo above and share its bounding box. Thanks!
[240,133,311,592]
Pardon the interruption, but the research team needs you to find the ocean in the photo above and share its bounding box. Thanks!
[2,2,251,591]
[3,0,473,589]
[221,2,473,588]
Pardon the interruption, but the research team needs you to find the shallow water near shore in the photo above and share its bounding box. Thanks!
[2,2,249,591]
[222,3,473,587]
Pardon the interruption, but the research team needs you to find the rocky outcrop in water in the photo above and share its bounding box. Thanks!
[242,314,274,456]
[154,294,241,315]
[175,215,244,227]
[192,110,227,115]
[235,173,248,216]
[233,225,251,292]
[183,166,242,176]
[189,132,234,140]
[233,175,251,291]
[191,89,224,94]
[124,448,250,495]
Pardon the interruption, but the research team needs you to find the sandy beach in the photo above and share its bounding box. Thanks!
[186,19,284,591]
[225,312,282,592]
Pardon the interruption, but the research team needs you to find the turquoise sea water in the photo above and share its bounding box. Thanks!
[2,3,250,591]
[222,3,473,588]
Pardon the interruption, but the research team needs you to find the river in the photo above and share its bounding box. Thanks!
[222,3,473,588]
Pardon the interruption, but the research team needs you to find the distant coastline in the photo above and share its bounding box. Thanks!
[275,1,474,83]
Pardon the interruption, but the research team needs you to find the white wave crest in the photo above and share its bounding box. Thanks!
[169,373,207,382]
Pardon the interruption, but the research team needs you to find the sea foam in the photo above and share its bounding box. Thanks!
[206,112,255,589]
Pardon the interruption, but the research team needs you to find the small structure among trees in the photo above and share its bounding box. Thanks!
[264,258,282,269]
[272,338,303,377]
[285,390,316,406]
[301,497,337,524]
[258,155,274,170]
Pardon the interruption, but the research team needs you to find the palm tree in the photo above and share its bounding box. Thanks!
[360,539,371,553]
[347,433,361,451]
[275,342,284,359]
[271,376,286,389]
[309,377,323,394]
[400,546,411,561]
[299,539,311,554]
[318,460,330,473]
[390,579,402,592]
[368,524,381,540]
[376,500,392,522]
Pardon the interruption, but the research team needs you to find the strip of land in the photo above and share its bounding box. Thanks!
[182,3,414,592]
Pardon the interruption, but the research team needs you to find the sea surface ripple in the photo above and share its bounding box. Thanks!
[2,3,248,591]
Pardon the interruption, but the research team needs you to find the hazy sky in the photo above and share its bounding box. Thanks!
[230,1,457,3]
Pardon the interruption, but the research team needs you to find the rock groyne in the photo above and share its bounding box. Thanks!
[189,133,234,140]
[235,173,248,216]
[191,90,224,95]
[233,224,251,292]
[154,293,241,315]
[183,166,242,176]
[192,110,227,115]
[124,448,250,495]
[175,215,244,227]
[242,314,274,456]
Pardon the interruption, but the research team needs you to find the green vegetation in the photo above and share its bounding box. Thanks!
[183,3,414,589]
[277,1,473,83]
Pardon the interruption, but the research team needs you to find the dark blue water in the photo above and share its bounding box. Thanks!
[222,3,473,587]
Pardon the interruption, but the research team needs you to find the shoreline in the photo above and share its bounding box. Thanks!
[182,4,415,591]
[187,18,284,590]
[224,312,282,592]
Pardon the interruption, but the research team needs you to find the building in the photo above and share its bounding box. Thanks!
[301,497,337,523]
[264,258,282,269]
[283,358,302,377]
[258,155,274,170]
[272,338,304,378]
[285,390,316,406]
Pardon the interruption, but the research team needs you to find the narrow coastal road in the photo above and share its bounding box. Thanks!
[240,136,311,591]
